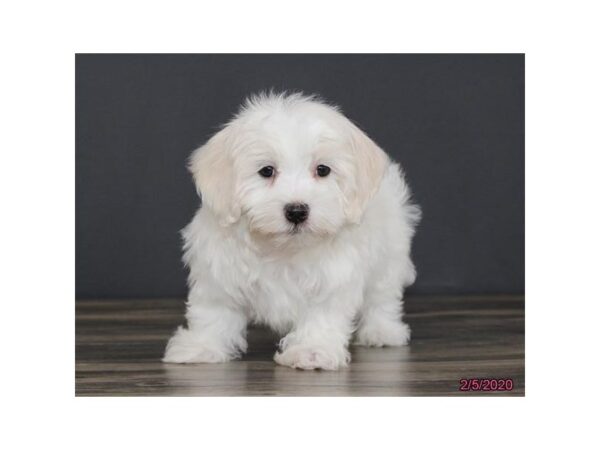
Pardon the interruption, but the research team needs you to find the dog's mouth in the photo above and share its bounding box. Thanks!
[289,224,303,235]
[248,222,309,239]
[285,217,343,237]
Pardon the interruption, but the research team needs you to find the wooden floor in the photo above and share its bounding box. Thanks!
[76,295,524,396]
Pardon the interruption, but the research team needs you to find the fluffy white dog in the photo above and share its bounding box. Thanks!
[163,92,420,370]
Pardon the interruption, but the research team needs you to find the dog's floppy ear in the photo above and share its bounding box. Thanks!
[188,126,241,225]
[344,123,390,223]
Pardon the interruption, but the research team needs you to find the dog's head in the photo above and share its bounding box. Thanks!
[189,93,389,240]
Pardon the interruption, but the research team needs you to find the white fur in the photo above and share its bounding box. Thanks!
[163,92,420,370]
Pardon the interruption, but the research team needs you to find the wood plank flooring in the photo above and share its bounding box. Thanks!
[76,295,524,396]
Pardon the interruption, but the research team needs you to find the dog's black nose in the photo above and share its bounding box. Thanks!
[284,203,309,225]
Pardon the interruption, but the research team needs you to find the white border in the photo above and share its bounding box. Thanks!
[3,1,599,448]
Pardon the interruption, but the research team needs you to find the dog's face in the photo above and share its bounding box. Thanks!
[189,94,389,242]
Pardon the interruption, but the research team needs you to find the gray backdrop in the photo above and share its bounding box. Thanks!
[76,54,524,298]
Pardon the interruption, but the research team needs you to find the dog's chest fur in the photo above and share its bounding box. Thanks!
[233,234,365,332]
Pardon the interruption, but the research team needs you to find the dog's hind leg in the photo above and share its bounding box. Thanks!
[354,262,413,347]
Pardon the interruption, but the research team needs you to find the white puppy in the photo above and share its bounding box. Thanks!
[163,92,420,370]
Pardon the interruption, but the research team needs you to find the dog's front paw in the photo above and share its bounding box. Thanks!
[162,326,237,363]
[274,345,350,370]
[355,320,411,347]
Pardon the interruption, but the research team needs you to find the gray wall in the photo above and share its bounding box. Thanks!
[76,54,524,298]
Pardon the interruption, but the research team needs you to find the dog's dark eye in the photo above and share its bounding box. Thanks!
[316,165,331,177]
[258,166,275,178]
